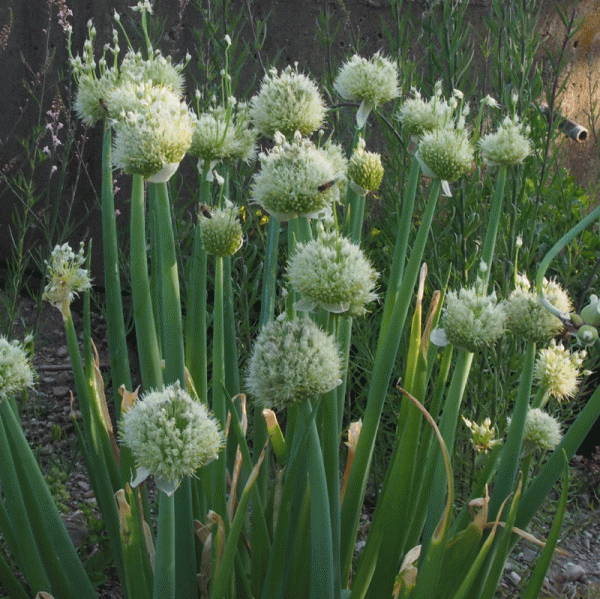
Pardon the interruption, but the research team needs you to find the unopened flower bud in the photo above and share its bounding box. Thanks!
[577,324,598,346]
[416,127,473,183]
[198,204,243,257]
[580,295,600,327]
[348,138,384,193]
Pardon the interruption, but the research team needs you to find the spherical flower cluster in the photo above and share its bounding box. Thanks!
[189,100,256,168]
[43,242,92,316]
[246,316,342,409]
[120,382,224,496]
[0,337,35,401]
[397,84,457,138]
[287,232,378,317]
[109,82,193,181]
[504,274,572,343]
[438,282,506,352]
[119,49,187,96]
[198,204,243,257]
[250,133,337,221]
[416,126,473,183]
[479,116,532,166]
[347,138,384,193]
[249,65,326,139]
[334,52,399,126]
[521,408,562,453]
[533,340,586,402]
[71,22,120,126]
[462,416,500,453]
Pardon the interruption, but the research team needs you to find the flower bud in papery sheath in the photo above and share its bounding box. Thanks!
[109,82,193,180]
[43,242,92,317]
[120,382,224,496]
[519,408,562,453]
[577,324,598,347]
[504,274,573,343]
[287,232,378,317]
[246,316,342,410]
[198,204,243,257]
[533,339,586,402]
[397,83,456,138]
[249,65,326,139]
[250,133,337,221]
[334,52,399,126]
[189,100,257,168]
[479,116,532,166]
[416,126,473,183]
[0,337,35,401]
[439,281,506,352]
[348,138,384,193]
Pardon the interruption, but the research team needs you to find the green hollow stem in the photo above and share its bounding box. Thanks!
[339,178,441,585]
[130,174,163,390]
[153,491,176,599]
[480,164,507,288]
[376,155,420,354]
[301,399,336,599]
[101,123,132,414]
[421,349,474,553]
[150,181,197,599]
[0,400,96,599]
[489,340,536,519]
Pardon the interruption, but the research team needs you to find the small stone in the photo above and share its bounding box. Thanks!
[77,480,90,492]
[57,346,68,357]
[510,571,521,585]
[53,386,70,398]
[562,562,586,582]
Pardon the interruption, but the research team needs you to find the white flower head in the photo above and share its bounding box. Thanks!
[250,65,326,139]
[119,49,187,97]
[397,85,456,138]
[334,51,399,126]
[109,82,193,180]
[43,242,92,316]
[198,204,243,257]
[462,416,500,453]
[416,126,473,194]
[504,274,572,343]
[479,115,532,166]
[521,408,562,453]
[0,337,35,401]
[533,339,586,402]
[189,101,257,167]
[120,382,224,496]
[287,232,379,317]
[348,137,384,193]
[250,134,337,221]
[246,317,342,410]
[439,280,506,352]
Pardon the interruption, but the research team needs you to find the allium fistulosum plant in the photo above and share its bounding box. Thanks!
[2,3,600,599]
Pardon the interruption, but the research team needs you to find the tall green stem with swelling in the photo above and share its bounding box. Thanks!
[340,179,442,585]
[101,123,132,413]
[153,492,176,599]
[130,175,163,390]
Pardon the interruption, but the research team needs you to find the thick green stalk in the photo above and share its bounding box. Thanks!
[479,165,507,288]
[150,181,197,599]
[153,491,176,599]
[101,122,132,413]
[340,179,441,584]
[376,155,420,354]
[0,400,96,599]
[489,340,536,519]
[223,255,240,396]
[0,402,50,594]
[422,349,474,551]
[186,169,211,402]
[130,174,163,390]
[301,400,336,599]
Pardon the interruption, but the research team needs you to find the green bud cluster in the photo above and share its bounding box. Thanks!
[348,138,384,193]
[198,205,243,258]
